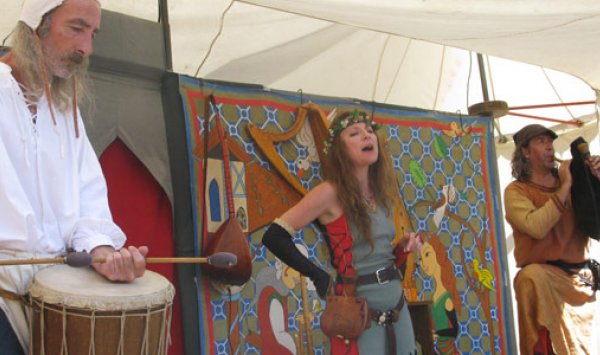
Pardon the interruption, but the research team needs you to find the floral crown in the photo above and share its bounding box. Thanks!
[323,109,381,154]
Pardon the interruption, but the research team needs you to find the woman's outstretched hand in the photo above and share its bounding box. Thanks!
[400,232,423,253]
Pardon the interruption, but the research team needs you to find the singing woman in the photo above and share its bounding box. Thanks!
[262,109,420,355]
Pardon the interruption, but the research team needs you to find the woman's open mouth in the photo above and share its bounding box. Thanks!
[362,144,374,152]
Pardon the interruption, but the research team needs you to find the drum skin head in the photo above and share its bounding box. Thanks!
[28,265,175,310]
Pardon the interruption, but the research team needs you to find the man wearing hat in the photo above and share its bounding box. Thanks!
[0,1,148,353]
[505,124,600,354]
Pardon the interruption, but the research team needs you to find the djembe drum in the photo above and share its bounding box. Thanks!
[26,265,175,355]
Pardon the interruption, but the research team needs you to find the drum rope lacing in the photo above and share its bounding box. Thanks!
[27,297,174,355]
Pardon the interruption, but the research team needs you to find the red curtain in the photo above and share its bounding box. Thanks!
[100,139,184,355]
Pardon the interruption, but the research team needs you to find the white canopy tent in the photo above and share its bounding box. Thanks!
[2,0,598,140]
[3,0,600,352]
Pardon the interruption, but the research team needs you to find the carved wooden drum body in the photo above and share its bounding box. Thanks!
[26,265,175,355]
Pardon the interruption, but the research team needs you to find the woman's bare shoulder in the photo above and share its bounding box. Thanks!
[309,181,337,197]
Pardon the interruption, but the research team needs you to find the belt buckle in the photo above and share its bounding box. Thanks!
[377,312,388,325]
[376,267,389,285]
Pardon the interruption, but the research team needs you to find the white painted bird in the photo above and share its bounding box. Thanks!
[433,184,456,227]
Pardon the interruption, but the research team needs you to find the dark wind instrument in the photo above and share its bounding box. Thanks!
[569,137,600,240]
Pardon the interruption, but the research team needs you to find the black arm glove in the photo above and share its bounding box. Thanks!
[435,307,458,338]
[262,222,331,299]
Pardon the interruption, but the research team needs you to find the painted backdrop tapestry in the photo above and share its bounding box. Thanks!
[178,75,513,355]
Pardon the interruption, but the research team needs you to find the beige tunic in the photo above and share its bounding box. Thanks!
[505,180,596,354]
[505,181,589,267]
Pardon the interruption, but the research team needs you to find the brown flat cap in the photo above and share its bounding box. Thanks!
[513,124,557,147]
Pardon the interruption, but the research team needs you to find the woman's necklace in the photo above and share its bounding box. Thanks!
[363,193,376,211]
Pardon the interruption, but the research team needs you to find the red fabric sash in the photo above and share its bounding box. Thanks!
[323,214,359,355]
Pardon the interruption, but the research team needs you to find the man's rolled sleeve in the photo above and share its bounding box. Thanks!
[69,217,126,252]
[505,185,562,239]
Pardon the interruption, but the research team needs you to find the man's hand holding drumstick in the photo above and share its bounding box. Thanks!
[90,245,149,282]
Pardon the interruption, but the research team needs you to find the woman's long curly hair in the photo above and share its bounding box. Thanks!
[11,14,90,112]
[323,110,399,250]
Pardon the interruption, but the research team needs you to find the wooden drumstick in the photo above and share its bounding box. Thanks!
[0,257,71,266]
[0,252,238,268]
[91,253,237,267]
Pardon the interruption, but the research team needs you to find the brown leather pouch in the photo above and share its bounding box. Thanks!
[320,284,370,340]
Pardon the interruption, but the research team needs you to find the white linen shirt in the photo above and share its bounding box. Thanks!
[0,62,125,255]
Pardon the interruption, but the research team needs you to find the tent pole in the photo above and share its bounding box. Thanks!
[477,53,490,102]
[477,53,507,143]
[159,0,173,71]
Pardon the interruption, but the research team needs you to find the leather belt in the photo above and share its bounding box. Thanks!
[356,265,401,286]
[337,265,400,286]
[368,292,406,355]
[546,259,588,272]
[547,259,596,289]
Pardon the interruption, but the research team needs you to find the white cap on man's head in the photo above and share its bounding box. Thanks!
[19,0,65,30]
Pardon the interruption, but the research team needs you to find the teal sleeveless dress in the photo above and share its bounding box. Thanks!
[349,206,417,354]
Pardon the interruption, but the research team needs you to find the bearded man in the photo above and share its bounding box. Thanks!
[505,124,600,354]
[0,1,148,353]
